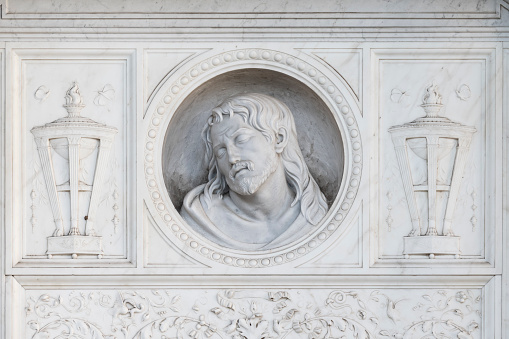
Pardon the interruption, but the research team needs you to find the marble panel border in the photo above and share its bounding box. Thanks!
[4,275,501,339]
[502,46,509,337]
[0,47,5,339]
[2,0,503,19]
[369,47,503,270]
[142,46,363,270]
[4,46,138,270]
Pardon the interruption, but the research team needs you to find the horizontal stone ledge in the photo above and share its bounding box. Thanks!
[12,274,496,289]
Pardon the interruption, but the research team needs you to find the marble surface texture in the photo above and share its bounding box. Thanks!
[1,0,509,338]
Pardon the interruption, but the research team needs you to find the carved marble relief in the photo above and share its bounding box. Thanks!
[1,34,503,338]
[24,287,482,339]
[10,50,135,262]
[147,49,363,267]
[389,84,475,259]
[181,93,328,250]
[31,83,117,259]
[376,53,492,262]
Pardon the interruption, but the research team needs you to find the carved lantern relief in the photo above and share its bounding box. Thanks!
[31,82,117,259]
[389,85,476,259]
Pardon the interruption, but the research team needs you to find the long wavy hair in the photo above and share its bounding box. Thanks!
[202,93,328,225]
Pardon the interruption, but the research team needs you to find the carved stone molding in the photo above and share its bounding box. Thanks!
[144,48,362,267]
[24,287,483,339]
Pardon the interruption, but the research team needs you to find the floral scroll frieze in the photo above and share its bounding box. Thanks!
[25,288,481,339]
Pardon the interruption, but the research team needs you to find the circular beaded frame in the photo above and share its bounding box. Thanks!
[144,48,362,267]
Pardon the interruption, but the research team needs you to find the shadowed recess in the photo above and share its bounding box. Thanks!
[162,68,344,211]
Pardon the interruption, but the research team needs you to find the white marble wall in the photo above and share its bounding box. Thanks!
[1,0,508,338]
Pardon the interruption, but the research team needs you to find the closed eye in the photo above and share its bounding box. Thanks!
[235,134,252,144]
[216,147,226,158]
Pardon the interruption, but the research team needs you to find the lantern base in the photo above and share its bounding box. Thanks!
[47,235,103,259]
[403,236,460,258]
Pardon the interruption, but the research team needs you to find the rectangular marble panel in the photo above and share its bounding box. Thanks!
[6,47,137,268]
[0,16,506,338]
[10,276,496,339]
[372,47,500,268]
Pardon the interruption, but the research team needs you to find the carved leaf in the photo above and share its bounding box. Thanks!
[350,321,370,339]
[159,318,174,332]
[224,320,238,334]
[72,319,89,335]
[268,291,290,301]
[28,320,40,331]
[330,318,347,331]
[386,300,399,323]
[211,307,225,318]
[308,326,323,339]
[217,293,236,311]
[237,318,269,339]
[452,309,464,318]
[284,309,299,320]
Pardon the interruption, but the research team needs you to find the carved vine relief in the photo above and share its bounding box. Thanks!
[25,288,481,339]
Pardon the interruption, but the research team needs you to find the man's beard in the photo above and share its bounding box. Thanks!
[226,153,279,196]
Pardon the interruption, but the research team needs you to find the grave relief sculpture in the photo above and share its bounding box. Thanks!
[31,82,117,259]
[389,84,476,258]
[181,93,328,250]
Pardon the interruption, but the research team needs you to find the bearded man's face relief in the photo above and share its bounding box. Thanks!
[210,114,279,196]
[181,93,328,250]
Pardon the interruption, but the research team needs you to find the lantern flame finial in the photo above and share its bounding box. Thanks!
[420,83,443,118]
[63,82,85,117]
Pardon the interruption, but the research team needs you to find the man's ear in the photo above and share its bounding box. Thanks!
[275,127,289,153]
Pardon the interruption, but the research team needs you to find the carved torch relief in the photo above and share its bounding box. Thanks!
[389,84,476,259]
[31,82,117,259]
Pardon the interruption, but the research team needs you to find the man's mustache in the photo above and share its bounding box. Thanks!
[229,161,254,179]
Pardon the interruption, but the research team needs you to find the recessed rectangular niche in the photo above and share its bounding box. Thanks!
[7,48,137,266]
[373,49,498,266]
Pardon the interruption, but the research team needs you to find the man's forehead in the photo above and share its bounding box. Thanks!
[211,115,252,137]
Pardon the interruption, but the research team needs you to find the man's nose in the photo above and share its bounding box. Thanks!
[227,145,241,164]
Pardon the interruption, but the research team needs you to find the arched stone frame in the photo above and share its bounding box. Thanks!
[143,48,362,267]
